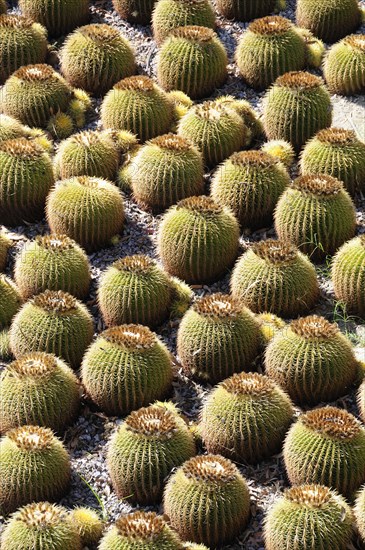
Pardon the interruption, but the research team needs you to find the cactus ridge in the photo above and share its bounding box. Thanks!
[18,0,89,36]
[324,34,365,96]
[0,276,22,330]
[332,235,365,315]
[216,0,276,22]
[152,0,215,44]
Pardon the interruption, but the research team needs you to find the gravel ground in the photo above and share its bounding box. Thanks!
[1,1,365,548]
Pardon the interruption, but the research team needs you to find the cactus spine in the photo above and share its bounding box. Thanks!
[18,0,89,37]
[261,140,295,167]
[324,35,365,96]
[332,235,365,316]
[70,507,103,547]
[0,276,22,330]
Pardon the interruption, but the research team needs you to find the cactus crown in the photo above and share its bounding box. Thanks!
[284,485,333,508]
[101,325,156,350]
[193,293,242,319]
[193,101,229,120]
[148,133,192,151]
[32,290,78,313]
[292,174,343,196]
[77,23,121,43]
[249,15,292,35]
[301,407,361,440]
[177,195,222,214]
[63,176,106,189]
[0,14,39,29]
[315,128,357,145]
[71,131,108,148]
[116,512,167,540]
[345,34,365,52]
[113,254,156,273]
[222,372,277,397]
[125,406,179,437]
[276,71,323,90]
[34,234,75,251]
[170,25,215,42]
[14,502,68,527]
[182,455,237,483]
[290,316,339,339]
[114,75,155,92]
[13,64,59,83]
[7,425,54,451]
[230,150,278,168]
[8,352,59,378]
[252,239,297,264]
[0,137,44,159]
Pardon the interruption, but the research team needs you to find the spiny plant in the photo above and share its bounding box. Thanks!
[47,112,74,140]
[283,407,365,498]
[157,26,227,100]
[256,312,286,344]
[14,234,91,300]
[60,24,136,96]
[324,35,365,96]
[18,0,89,36]
[264,485,355,550]
[167,90,193,128]
[332,235,365,316]
[157,196,240,283]
[263,71,332,153]
[265,315,358,405]
[215,95,264,145]
[261,140,295,167]
[359,381,365,423]
[0,502,82,550]
[0,0,6,13]
[152,0,215,45]
[295,26,325,69]
[355,485,365,543]
[0,352,80,433]
[216,0,277,21]
[300,128,365,197]
[46,176,125,252]
[112,0,155,24]
[230,239,320,318]
[211,150,290,230]
[163,454,251,546]
[107,128,139,154]
[177,293,261,384]
[107,405,196,504]
[0,276,22,330]
[0,329,12,360]
[0,230,11,272]
[201,372,294,463]
[0,425,71,515]
[9,290,94,369]
[0,138,54,226]
[101,75,174,142]
[70,507,103,547]
[0,116,53,151]
[131,133,204,211]
[274,174,356,261]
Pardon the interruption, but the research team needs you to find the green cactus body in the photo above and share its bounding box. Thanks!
[201,372,294,463]
[359,381,365,423]
[263,71,332,153]
[324,35,365,96]
[177,101,248,167]
[283,407,365,498]
[46,176,125,252]
[0,352,80,434]
[107,405,196,504]
[0,329,12,361]
[18,0,89,37]
[177,293,260,383]
[112,0,155,24]
[9,290,93,368]
[230,239,319,318]
[157,196,240,283]
[296,0,361,43]
[265,315,358,405]
[216,0,276,21]
[0,276,22,330]
[0,138,54,226]
[101,75,174,142]
[167,90,193,129]
[261,140,295,167]
[355,486,365,543]
[0,231,10,272]
[131,134,204,211]
[0,502,82,550]
[264,485,355,550]
[257,312,286,344]
[332,235,365,316]
[60,24,136,96]
[0,425,71,515]
[215,95,264,144]
[211,150,290,230]
[0,114,26,142]
[163,454,251,546]
[0,15,47,84]
[70,507,103,547]
[274,174,356,261]
[152,0,215,45]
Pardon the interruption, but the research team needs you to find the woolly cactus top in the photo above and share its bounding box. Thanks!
[176,195,222,214]
[114,75,155,92]
[290,315,339,339]
[113,254,156,273]
[0,137,44,159]
[181,455,238,483]
[315,127,358,145]
[230,150,279,168]
[249,16,292,35]
[69,130,110,148]
[34,234,77,251]
[101,325,156,350]
[193,293,243,319]
[252,239,298,264]
[13,502,68,527]
[0,14,40,29]
[170,25,216,42]
[300,407,361,440]
[7,425,55,451]
[116,512,167,539]
[76,23,122,44]
[275,71,323,90]
[284,485,334,508]
[59,175,110,189]
[12,64,60,83]
[222,372,278,397]
[32,290,78,313]
[7,352,59,378]
[148,133,193,151]
[192,101,231,120]
[345,34,365,52]
[125,406,179,437]
[292,174,343,196]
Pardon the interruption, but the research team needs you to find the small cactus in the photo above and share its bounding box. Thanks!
[0,276,22,330]
[18,0,89,37]
[70,507,103,547]
[355,485,365,543]
[215,95,264,144]
[167,90,194,127]
[256,312,286,344]
[332,235,365,316]
[0,230,11,271]
[216,0,277,22]
[112,0,155,24]
[358,381,365,423]
[47,112,74,140]
[261,140,295,167]
[324,35,365,96]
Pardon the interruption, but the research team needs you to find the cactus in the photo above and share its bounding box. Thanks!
[0,352,80,433]
[211,150,290,230]
[157,196,240,283]
[261,140,295,167]
[355,486,365,543]
[0,138,54,226]
[295,27,325,69]
[256,312,286,344]
[131,134,204,211]
[0,425,71,514]
[332,236,365,316]
[70,507,103,547]
[0,230,10,271]
[216,0,276,21]
[46,176,125,252]
[157,26,227,100]
[274,174,356,261]
[283,407,365,498]
[0,276,22,330]
[230,239,320,318]
[47,112,74,140]
[14,234,91,300]
[101,75,174,142]
[359,381,365,423]
[18,0,89,37]
[112,0,155,24]
[0,329,12,360]
[263,71,332,153]
[81,325,173,416]
[265,315,358,405]
[9,290,93,369]
[215,95,264,144]
[167,90,193,128]
[0,0,6,13]
[177,293,260,383]
[163,454,251,546]
[60,24,136,96]
[0,502,82,550]
[201,372,294,463]
[0,116,53,151]
[264,485,355,550]
[0,15,48,84]
[324,35,365,96]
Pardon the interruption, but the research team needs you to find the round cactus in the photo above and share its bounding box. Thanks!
[112,0,155,24]
[355,485,365,543]
[0,276,22,330]
[46,176,125,252]
[167,90,194,128]
[0,230,10,271]
[332,235,365,316]
[274,174,356,261]
[60,24,136,96]
[152,0,215,45]
[211,150,290,230]
[177,293,260,383]
[0,114,26,142]
[265,315,358,405]
[157,196,240,283]
[263,71,332,153]
[264,485,355,550]
[324,35,365,96]
[201,372,294,463]
[70,507,103,547]
[284,407,365,498]
[101,75,174,142]
[163,454,251,546]
[215,95,264,144]
[18,0,89,37]
[256,312,286,344]
[261,140,295,167]
[9,290,93,368]
[358,381,365,423]
[0,425,71,514]
[216,0,276,21]
[0,352,80,433]
[230,239,320,318]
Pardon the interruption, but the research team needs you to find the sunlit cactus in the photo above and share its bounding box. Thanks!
[0,276,22,330]
[216,0,277,22]
[261,140,295,167]
[215,95,264,145]
[0,230,11,272]
[18,0,89,37]
[70,507,104,547]
[324,35,365,96]
[332,235,365,316]
[112,0,155,24]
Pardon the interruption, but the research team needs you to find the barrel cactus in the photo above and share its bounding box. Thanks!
[0,114,26,142]
[355,486,365,543]
[332,235,365,316]
[261,140,295,167]
[0,276,22,330]
[0,230,10,272]
[216,0,277,21]
[18,0,89,36]
[70,507,103,547]
[215,95,264,144]
[359,381,365,423]
[257,312,286,344]
[152,0,215,44]
[0,329,11,360]
[112,0,155,24]
[324,35,365,96]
